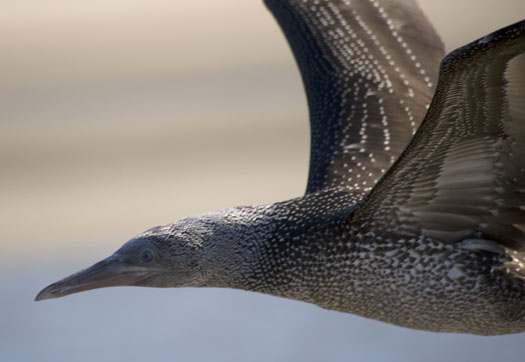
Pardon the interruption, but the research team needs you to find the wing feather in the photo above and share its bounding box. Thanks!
[353,21,525,251]
[264,0,444,194]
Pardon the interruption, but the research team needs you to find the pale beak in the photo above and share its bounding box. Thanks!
[35,254,154,301]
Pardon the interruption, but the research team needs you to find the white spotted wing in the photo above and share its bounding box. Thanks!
[354,21,525,252]
[265,0,444,194]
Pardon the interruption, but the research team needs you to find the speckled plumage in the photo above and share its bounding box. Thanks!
[267,0,443,194]
[36,1,525,335]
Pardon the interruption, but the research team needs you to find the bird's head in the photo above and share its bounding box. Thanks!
[35,211,248,301]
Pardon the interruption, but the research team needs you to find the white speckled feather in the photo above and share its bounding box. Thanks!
[355,21,525,252]
[264,0,444,194]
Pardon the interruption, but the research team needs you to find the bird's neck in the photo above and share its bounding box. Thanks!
[199,189,361,303]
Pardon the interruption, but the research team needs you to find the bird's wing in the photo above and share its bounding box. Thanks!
[264,0,444,194]
[352,21,525,252]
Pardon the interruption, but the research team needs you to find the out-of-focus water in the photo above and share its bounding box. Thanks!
[2,259,524,362]
[3,1,525,361]
[0,260,521,362]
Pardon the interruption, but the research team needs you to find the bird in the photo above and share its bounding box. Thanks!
[35,0,525,336]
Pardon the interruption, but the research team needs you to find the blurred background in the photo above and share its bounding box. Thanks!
[2,0,525,361]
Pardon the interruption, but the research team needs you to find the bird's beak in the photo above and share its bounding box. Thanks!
[35,254,155,301]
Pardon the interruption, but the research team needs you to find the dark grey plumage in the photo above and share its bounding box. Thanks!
[265,0,443,195]
[36,0,525,336]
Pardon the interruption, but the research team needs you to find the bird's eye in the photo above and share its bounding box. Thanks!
[140,248,154,263]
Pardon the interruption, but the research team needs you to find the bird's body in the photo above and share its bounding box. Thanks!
[131,193,525,335]
[36,0,525,336]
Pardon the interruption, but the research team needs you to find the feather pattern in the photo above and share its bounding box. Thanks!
[354,21,525,253]
[264,0,444,194]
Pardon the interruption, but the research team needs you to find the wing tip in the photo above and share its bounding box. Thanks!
[441,19,525,70]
